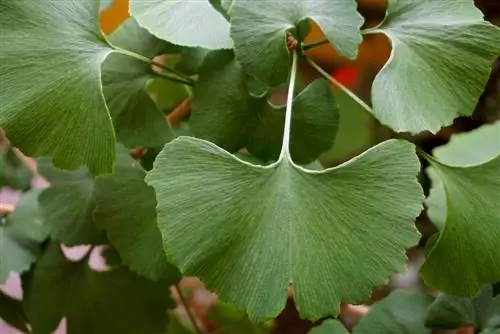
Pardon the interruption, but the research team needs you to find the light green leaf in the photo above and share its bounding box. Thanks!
[146,137,423,321]
[23,244,175,334]
[191,51,339,164]
[37,159,105,246]
[102,18,176,148]
[0,291,29,333]
[0,191,47,284]
[100,0,114,11]
[421,122,500,296]
[309,319,348,334]
[353,291,434,334]
[0,0,115,175]
[94,153,181,281]
[130,0,232,50]
[425,285,499,331]
[369,0,500,133]
[230,0,363,85]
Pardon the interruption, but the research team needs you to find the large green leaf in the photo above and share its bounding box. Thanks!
[0,190,47,284]
[146,137,423,320]
[191,51,339,164]
[37,159,105,246]
[230,0,363,85]
[130,0,232,50]
[93,154,181,281]
[23,244,175,334]
[425,285,500,331]
[353,291,434,334]
[102,18,176,148]
[421,122,500,296]
[368,0,500,133]
[0,291,29,333]
[0,0,115,174]
[309,319,349,334]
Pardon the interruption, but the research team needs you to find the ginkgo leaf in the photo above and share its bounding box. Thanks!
[94,154,181,280]
[421,122,500,297]
[353,291,434,334]
[230,0,363,85]
[146,137,423,321]
[100,0,114,11]
[191,51,339,164]
[0,0,115,174]
[102,18,176,148]
[425,285,499,331]
[425,122,500,230]
[0,291,29,333]
[309,319,349,334]
[130,0,232,50]
[23,244,176,334]
[0,190,47,284]
[37,159,105,246]
[368,0,500,133]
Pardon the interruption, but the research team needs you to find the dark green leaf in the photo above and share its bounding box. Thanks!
[94,154,182,280]
[23,243,176,334]
[210,302,272,333]
[102,18,176,148]
[230,0,363,85]
[0,291,29,333]
[353,291,434,334]
[368,0,500,133]
[0,190,47,284]
[0,0,115,174]
[309,319,348,334]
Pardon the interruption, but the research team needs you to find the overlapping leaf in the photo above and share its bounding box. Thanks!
[309,320,348,334]
[421,122,500,296]
[102,18,177,148]
[190,51,339,164]
[0,191,47,284]
[94,154,181,280]
[230,0,363,85]
[369,0,500,133]
[0,291,28,333]
[23,244,176,334]
[0,0,115,174]
[130,0,232,50]
[353,291,434,334]
[425,285,500,331]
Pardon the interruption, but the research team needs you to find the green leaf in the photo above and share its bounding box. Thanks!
[191,51,339,164]
[0,291,29,333]
[230,0,363,85]
[100,0,114,11]
[210,302,272,334]
[0,0,115,175]
[146,137,423,321]
[369,0,500,133]
[421,122,500,296]
[37,159,106,246]
[102,18,176,148]
[130,0,232,50]
[93,153,181,281]
[166,313,195,334]
[23,243,175,334]
[353,291,434,334]
[175,47,210,76]
[425,122,500,231]
[425,285,499,331]
[309,319,348,334]
[0,190,47,284]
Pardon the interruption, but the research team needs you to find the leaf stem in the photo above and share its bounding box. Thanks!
[113,48,195,86]
[305,55,373,113]
[301,38,330,51]
[279,51,299,160]
[174,284,202,334]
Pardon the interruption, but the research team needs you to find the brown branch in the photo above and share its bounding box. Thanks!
[168,98,192,128]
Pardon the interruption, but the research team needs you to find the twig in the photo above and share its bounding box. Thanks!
[301,38,330,51]
[168,98,192,128]
[174,284,203,334]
